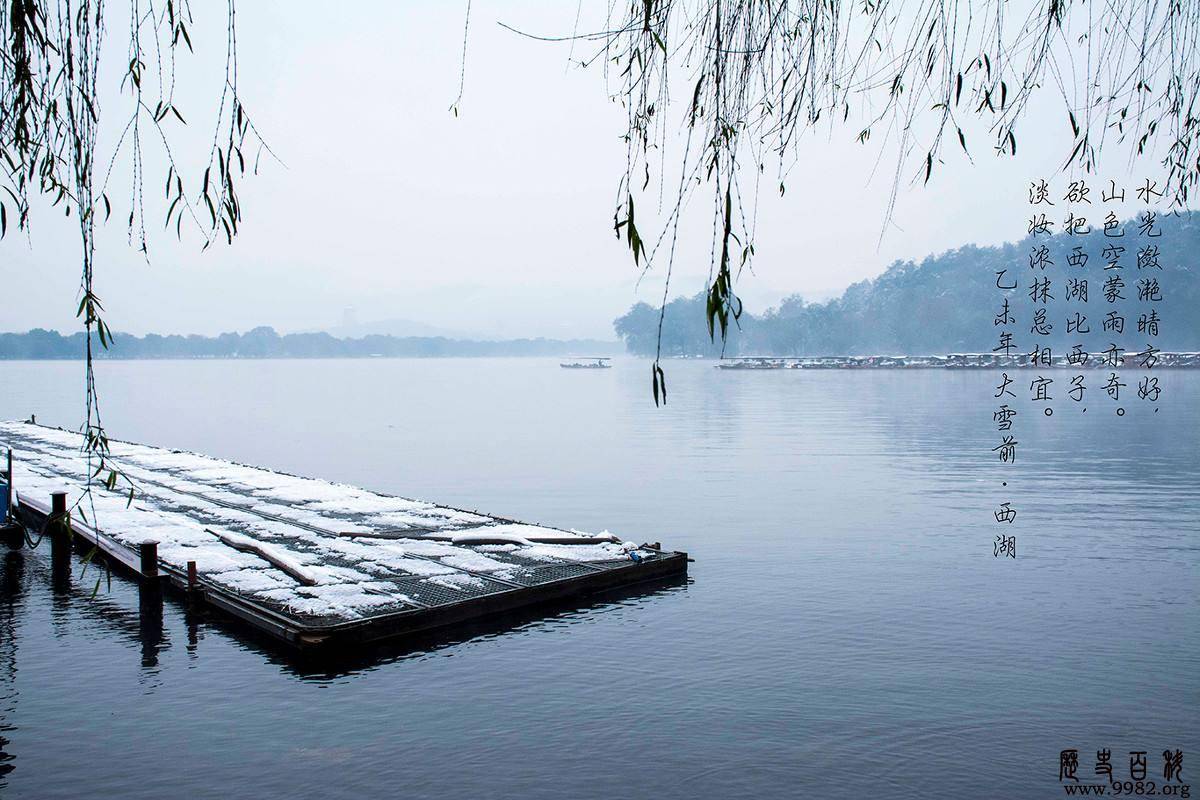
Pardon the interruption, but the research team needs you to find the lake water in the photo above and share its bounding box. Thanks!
[1,358,1196,799]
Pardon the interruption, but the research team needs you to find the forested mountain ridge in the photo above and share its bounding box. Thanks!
[0,327,616,359]
[615,211,1200,356]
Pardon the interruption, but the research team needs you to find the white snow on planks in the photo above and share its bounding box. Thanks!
[0,422,645,621]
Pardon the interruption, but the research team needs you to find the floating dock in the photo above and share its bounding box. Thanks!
[0,422,687,649]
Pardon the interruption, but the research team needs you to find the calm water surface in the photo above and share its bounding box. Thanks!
[0,358,1196,799]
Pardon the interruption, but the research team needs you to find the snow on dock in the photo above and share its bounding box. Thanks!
[0,421,687,647]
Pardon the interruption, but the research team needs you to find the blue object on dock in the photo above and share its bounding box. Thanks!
[0,479,8,521]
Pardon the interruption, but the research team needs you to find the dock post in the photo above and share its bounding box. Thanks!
[3,450,20,549]
[139,578,164,668]
[49,492,71,586]
[139,540,159,581]
[5,449,12,520]
[138,539,164,661]
[187,559,198,591]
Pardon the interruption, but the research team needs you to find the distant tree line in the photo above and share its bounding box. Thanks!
[615,212,1200,357]
[0,327,615,360]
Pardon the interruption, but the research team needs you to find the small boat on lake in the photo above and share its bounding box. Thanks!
[560,357,612,369]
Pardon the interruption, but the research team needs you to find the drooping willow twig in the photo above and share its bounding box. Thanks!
[1,0,269,583]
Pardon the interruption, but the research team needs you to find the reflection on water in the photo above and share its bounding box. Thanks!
[0,549,21,780]
[2,537,689,677]
[0,359,1196,799]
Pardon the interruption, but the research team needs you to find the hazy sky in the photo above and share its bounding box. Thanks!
[0,1,1180,340]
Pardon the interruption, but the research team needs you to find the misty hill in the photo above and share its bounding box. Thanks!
[0,327,617,360]
[615,211,1200,356]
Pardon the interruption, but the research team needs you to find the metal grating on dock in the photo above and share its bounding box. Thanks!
[0,422,687,647]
